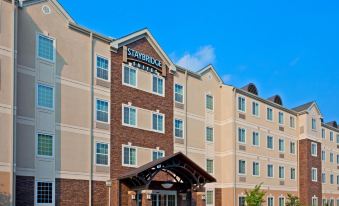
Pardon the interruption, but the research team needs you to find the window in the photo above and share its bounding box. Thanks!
[278,112,284,124]
[278,138,285,152]
[96,56,109,80]
[206,127,214,142]
[323,199,327,206]
[123,66,136,86]
[153,113,164,132]
[279,197,285,206]
[337,134,339,144]
[267,136,274,149]
[239,196,246,206]
[290,141,296,154]
[123,146,136,166]
[279,166,285,179]
[174,84,184,103]
[290,116,295,128]
[337,154,339,164]
[174,119,184,138]
[238,128,246,143]
[329,199,334,206]
[330,174,334,184]
[291,168,296,180]
[322,150,326,161]
[123,105,136,126]
[152,75,164,95]
[330,152,334,163]
[267,164,273,178]
[312,118,317,130]
[206,159,214,174]
[206,190,214,205]
[37,84,54,109]
[37,34,55,61]
[96,142,108,166]
[37,134,53,157]
[252,132,259,146]
[330,131,334,142]
[312,197,318,206]
[267,197,274,206]
[311,142,317,156]
[238,96,246,112]
[206,95,214,110]
[322,173,326,183]
[36,181,53,204]
[322,129,326,139]
[252,161,260,176]
[337,175,339,185]
[152,150,164,160]
[96,99,109,123]
[311,168,318,182]
[267,107,273,121]
[239,160,246,175]
[252,101,259,116]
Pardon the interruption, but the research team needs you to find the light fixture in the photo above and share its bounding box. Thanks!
[201,194,206,200]
[161,181,174,189]
[146,194,152,200]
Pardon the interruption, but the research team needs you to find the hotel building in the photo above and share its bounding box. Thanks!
[0,0,339,206]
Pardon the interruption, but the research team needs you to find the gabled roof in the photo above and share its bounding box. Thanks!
[326,121,338,129]
[291,101,322,117]
[241,83,259,95]
[196,64,223,83]
[267,95,283,106]
[111,28,176,72]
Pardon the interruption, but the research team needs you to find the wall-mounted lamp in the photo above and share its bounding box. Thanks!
[147,194,152,200]
[131,194,136,200]
[201,194,206,200]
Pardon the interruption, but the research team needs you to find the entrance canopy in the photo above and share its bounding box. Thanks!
[119,152,216,192]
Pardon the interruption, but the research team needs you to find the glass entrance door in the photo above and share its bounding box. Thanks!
[150,191,177,206]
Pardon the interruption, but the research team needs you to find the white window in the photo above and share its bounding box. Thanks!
[252,132,259,146]
[238,128,246,143]
[152,75,164,96]
[337,175,339,185]
[96,142,109,166]
[267,197,274,206]
[290,141,296,154]
[278,197,285,206]
[290,116,295,128]
[123,105,136,126]
[238,160,246,175]
[323,199,327,206]
[330,131,334,142]
[279,166,285,179]
[322,150,326,161]
[311,168,318,182]
[174,119,184,138]
[330,152,334,163]
[206,127,214,142]
[206,94,214,111]
[152,113,164,132]
[312,197,318,206]
[96,55,109,81]
[206,159,214,174]
[329,199,334,206]
[267,136,274,149]
[312,118,317,130]
[252,101,259,116]
[337,134,339,144]
[96,99,109,123]
[330,173,334,184]
[238,96,246,112]
[239,196,246,206]
[252,161,260,176]
[37,133,53,157]
[267,107,273,121]
[291,167,296,180]
[278,112,284,124]
[152,150,164,160]
[123,145,136,166]
[37,84,54,109]
[267,164,274,178]
[206,190,214,205]
[37,33,55,62]
[36,181,53,204]
[123,66,137,87]
[311,142,317,157]
[174,84,184,103]
[279,138,285,152]
[322,173,326,183]
[337,154,339,164]
[322,128,326,139]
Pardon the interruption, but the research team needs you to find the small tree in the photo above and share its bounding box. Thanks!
[245,183,266,206]
[285,193,302,206]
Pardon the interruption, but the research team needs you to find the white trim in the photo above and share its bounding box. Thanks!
[311,142,318,157]
[312,167,318,182]
[95,98,110,124]
[267,164,274,178]
[35,132,55,160]
[267,196,274,206]
[237,95,246,113]
[205,126,214,143]
[289,115,296,129]
[278,165,285,179]
[152,111,165,133]
[289,141,296,155]
[205,158,214,175]
[237,127,246,144]
[205,188,215,206]
[278,111,284,125]
[174,118,184,139]
[35,179,55,205]
[251,100,260,118]
[122,144,138,167]
[36,83,55,111]
[290,167,296,180]
[205,93,214,112]
[122,104,138,128]
[251,131,260,147]
[174,83,184,104]
[266,106,274,122]
[266,135,274,150]
[238,195,246,206]
[122,63,138,88]
[252,161,260,177]
[95,54,111,82]
[152,149,165,161]
[278,138,285,153]
[151,74,165,97]
[95,141,110,167]
[238,159,247,176]
[36,32,56,63]
[278,196,285,206]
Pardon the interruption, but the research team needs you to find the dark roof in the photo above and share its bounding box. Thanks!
[291,101,315,112]
[241,83,258,95]
[326,121,338,128]
[268,95,283,106]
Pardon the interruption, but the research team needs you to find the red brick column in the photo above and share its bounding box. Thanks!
[141,191,152,206]
[192,192,205,206]
[127,191,137,206]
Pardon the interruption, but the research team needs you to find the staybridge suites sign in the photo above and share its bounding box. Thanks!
[127,48,162,68]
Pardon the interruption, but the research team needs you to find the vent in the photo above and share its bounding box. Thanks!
[239,113,246,120]
[175,102,185,110]
[239,177,246,182]
[239,145,246,151]
[279,154,285,159]
[42,5,51,15]
[279,126,284,132]
[279,181,285,185]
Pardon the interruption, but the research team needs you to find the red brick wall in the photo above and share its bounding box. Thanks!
[55,178,89,206]
[298,139,322,206]
[16,175,34,206]
[215,188,222,206]
[92,181,109,206]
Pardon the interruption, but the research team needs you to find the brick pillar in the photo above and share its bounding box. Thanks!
[128,191,137,206]
[141,190,152,206]
[192,192,205,206]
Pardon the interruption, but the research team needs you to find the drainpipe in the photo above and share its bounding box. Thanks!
[89,32,94,206]
[185,70,188,155]
[232,88,237,206]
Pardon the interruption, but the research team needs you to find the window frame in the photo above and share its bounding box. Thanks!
[35,180,55,205]
[36,32,56,63]
[312,118,317,130]
[290,167,296,180]
[206,159,214,174]
[174,83,184,104]
[205,189,214,206]
[251,100,260,117]
[279,166,285,179]
[312,197,318,206]
[122,64,138,88]
[95,54,110,81]
[237,127,246,144]
[122,144,138,167]
[36,132,54,159]
[152,75,165,96]
[36,83,55,111]
[252,131,260,147]
[278,197,285,206]
[122,104,137,127]
[174,118,184,139]
[238,159,246,175]
[266,135,274,150]
[205,94,214,111]
[311,142,318,157]
[278,138,285,153]
[267,196,274,206]
[238,195,246,206]
[95,98,110,124]
[152,149,165,161]
[290,141,296,155]
[267,164,274,178]
[311,167,318,182]
[289,116,296,128]
[206,126,214,143]
[278,111,284,125]
[152,112,165,133]
[252,161,260,177]
[237,95,246,113]
[95,142,109,166]
[266,107,273,122]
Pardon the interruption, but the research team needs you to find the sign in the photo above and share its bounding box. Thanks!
[127,48,162,68]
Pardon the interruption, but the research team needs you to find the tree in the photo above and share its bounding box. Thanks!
[245,183,266,206]
[285,193,302,206]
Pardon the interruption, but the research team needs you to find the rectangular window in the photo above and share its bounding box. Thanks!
[312,168,318,182]
[174,84,184,103]
[291,167,296,180]
[239,160,246,175]
[290,116,295,128]
[252,132,259,146]
[267,107,273,121]
[322,173,326,183]
[329,199,334,206]
[322,129,326,139]
[96,56,109,80]
[267,197,274,206]
[123,146,136,166]
[206,127,214,142]
[152,75,164,95]
[36,181,53,204]
[337,175,339,185]
[37,134,53,157]
[337,154,339,164]
[123,106,137,126]
[152,150,164,160]
[239,196,246,206]
[238,128,246,143]
[252,101,259,116]
[153,113,164,132]
[267,136,274,149]
[252,161,260,176]
[311,142,317,157]
[174,119,184,138]
[330,174,334,184]
[330,132,334,142]
[322,150,326,161]
[206,95,214,110]
[123,66,137,86]
[238,96,246,112]
[312,118,317,130]
[206,159,214,174]
[312,197,318,206]
[279,166,285,179]
[38,34,55,61]
[96,99,109,123]
[278,112,284,124]
[290,141,296,154]
[267,164,273,178]
[323,199,327,206]
[279,197,285,206]
[279,138,285,152]
[337,134,339,144]
[37,84,54,109]
[96,142,108,166]
[330,152,334,163]
[206,190,213,205]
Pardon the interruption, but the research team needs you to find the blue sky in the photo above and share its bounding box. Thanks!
[59,0,339,121]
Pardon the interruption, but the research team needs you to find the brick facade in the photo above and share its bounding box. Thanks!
[15,176,35,206]
[55,178,89,206]
[92,181,109,206]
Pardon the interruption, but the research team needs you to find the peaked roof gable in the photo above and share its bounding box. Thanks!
[197,64,223,83]
[292,101,322,117]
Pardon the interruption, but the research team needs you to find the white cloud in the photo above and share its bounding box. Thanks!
[176,45,216,71]
[221,74,231,83]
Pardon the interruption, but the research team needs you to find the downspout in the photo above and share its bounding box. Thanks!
[185,70,188,155]
[89,32,94,206]
[232,88,237,206]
